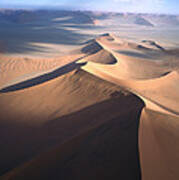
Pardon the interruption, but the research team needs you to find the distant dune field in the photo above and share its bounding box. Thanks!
[0,10,179,58]
[0,10,179,180]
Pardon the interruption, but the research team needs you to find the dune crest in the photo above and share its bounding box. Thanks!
[80,34,179,180]
[1,33,179,180]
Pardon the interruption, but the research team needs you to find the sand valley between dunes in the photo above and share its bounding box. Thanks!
[0,31,179,180]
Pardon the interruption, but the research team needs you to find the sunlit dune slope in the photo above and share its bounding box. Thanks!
[80,34,179,115]
[139,108,179,180]
[0,33,179,180]
[82,49,117,64]
[78,34,179,180]
[0,53,84,88]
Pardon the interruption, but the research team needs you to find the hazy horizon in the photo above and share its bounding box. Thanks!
[0,0,179,15]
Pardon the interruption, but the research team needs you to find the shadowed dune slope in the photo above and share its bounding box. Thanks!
[0,68,141,176]
[1,33,179,180]
[82,61,179,114]
[81,40,103,54]
[1,95,144,180]
[134,17,154,27]
[0,53,85,88]
[0,61,87,93]
[83,49,117,64]
[141,40,165,51]
[0,10,95,24]
[94,34,179,79]
[80,35,179,114]
[79,35,179,180]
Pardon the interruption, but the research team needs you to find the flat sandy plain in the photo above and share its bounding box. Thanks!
[0,10,179,180]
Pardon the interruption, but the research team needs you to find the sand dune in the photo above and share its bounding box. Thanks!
[0,53,85,88]
[0,10,94,24]
[80,35,179,116]
[91,12,179,27]
[1,33,179,180]
[144,14,179,27]
[0,66,130,175]
[81,49,117,64]
[82,62,179,114]
[1,91,144,180]
[141,40,165,51]
[1,10,179,58]
[134,17,154,27]
[79,34,179,180]
[139,108,179,180]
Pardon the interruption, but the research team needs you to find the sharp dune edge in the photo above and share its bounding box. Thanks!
[0,34,179,180]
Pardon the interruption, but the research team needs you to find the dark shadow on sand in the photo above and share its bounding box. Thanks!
[0,61,87,93]
[0,10,103,55]
[142,40,165,51]
[0,94,144,179]
[117,50,152,59]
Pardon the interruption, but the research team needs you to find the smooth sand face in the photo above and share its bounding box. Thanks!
[79,35,179,180]
[0,79,144,180]
[81,34,179,114]
[0,67,132,175]
[139,109,179,180]
[0,11,179,180]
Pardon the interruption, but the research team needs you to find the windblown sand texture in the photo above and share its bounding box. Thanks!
[0,29,179,180]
